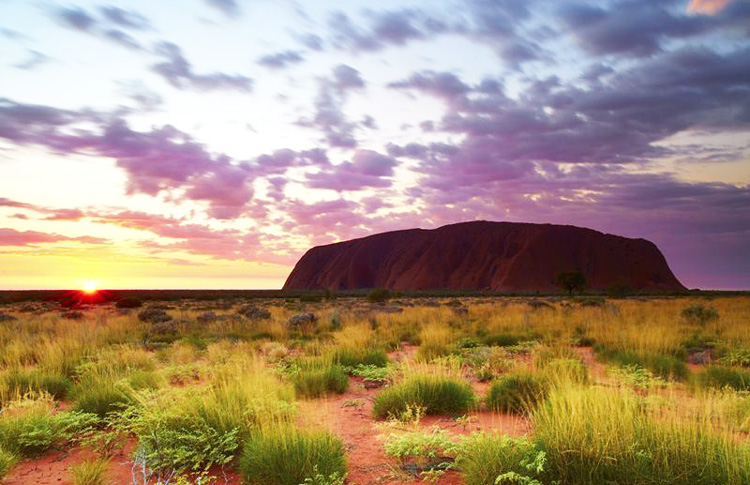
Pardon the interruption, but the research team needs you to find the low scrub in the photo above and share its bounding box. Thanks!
[372,375,474,419]
[595,346,688,380]
[487,372,546,414]
[239,426,347,485]
[695,366,750,391]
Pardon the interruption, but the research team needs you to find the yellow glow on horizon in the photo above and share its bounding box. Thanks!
[81,280,100,294]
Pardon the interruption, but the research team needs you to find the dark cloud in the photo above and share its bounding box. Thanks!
[99,6,150,30]
[257,50,305,69]
[296,33,324,51]
[151,42,252,92]
[57,7,96,31]
[204,0,240,18]
[331,64,365,92]
[389,71,470,99]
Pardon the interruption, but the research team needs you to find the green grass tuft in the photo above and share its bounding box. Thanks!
[372,375,474,419]
[239,426,347,485]
[487,373,546,414]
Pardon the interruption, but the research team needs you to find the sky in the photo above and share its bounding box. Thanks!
[0,0,748,290]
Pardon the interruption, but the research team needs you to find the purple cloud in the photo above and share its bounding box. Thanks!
[306,150,398,191]
[0,228,106,246]
[204,0,240,18]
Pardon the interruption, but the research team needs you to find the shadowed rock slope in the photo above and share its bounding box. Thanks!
[283,221,685,292]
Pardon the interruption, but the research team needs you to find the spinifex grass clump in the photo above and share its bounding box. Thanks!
[372,374,474,419]
[70,457,109,485]
[239,424,347,485]
[1,369,72,402]
[487,372,546,414]
[291,358,349,398]
[416,323,454,362]
[331,347,388,367]
[533,385,750,485]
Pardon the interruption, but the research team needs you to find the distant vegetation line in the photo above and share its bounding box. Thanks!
[0,288,747,304]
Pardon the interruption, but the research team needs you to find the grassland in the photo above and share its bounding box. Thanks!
[0,294,749,484]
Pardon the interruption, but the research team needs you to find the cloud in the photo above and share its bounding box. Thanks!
[389,71,470,99]
[257,50,305,69]
[99,6,151,30]
[54,5,147,50]
[306,150,398,191]
[204,0,240,18]
[152,42,253,92]
[297,65,367,148]
[14,50,51,70]
[0,228,106,246]
[57,7,96,31]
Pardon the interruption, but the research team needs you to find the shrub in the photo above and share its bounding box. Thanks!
[682,305,719,326]
[0,400,99,458]
[70,458,109,485]
[384,427,459,479]
[372,375,474,419]
[131,410,239,478]
[695,366,750,391]
[482,334,525,347]
[292,360,349,398]
[719,348,750,368]
[239,426,347,485]
[487,373,546,414]
[457,434,547,485]
[0,446,17,479]
[2,369,72,401]
[366,289,391,303]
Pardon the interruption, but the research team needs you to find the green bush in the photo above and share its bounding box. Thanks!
[482,334,525,347]
[2,369,72,401]
[0,446,17,479]
[292,360,349,398]
[239,426,347,485]
[487,373,546,414]
[372,375,474,419]
[682,305,719,326]
[0,405,99,458]
[695,366,750,391]
[457,433,547,485]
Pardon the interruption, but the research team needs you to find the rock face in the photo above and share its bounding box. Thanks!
[283,221,685,292]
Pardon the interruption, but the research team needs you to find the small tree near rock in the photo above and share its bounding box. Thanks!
[556,271,587,296]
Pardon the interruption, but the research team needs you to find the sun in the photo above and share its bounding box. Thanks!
[81,280,100,294]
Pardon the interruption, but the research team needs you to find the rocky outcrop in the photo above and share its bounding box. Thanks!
[283,221,685,293]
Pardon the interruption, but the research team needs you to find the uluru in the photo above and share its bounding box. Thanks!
[283,221,686,292]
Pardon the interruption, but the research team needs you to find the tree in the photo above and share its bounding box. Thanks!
[556,271,586,296]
